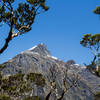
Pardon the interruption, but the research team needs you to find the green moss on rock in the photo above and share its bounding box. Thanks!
[9,73,24,82]
[0,64,4,70]
[19,81,32,93]
[27,73,45,87]
[0,94,11,100]
[23,96,41,100]
[0,72,45,99]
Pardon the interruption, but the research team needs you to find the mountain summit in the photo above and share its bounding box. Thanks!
[0,44,100,100]
[28,43,50,56]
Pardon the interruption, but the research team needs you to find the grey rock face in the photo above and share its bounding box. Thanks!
[1,44,100,100]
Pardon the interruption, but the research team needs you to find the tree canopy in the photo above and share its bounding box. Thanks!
[80,33,100,65]
[80,5,100,75]
[0,0,49,54]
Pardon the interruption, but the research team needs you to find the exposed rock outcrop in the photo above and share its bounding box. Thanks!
[0,43,100,100]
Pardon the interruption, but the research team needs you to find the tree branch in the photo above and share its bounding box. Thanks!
[0,0,15,54]
[1,0,12,12]
[88,47,97,65]
[12,25,30,38]
[0,20,13,54]
[89,46,97,56]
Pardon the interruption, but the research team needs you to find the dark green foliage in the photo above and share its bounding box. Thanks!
[0,72,2,79]
[27,73,45,87]
[81,4,100,77]
[9,73,24,82]
[0,72,46,99]
[0,73,31,96]
[94,92,100,100]
[80,34,100,76]
[80,34,100,48]
[0,73,27,96]
[80,33,100,66]
[0,64,5,70]
[0,0,49,33]
[27,0,49,11]
[0,94,11,100]
[0,0,49,54]
[94,6,100,15]
[23,96,41,100]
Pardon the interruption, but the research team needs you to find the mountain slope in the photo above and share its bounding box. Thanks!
[0,43,100,100]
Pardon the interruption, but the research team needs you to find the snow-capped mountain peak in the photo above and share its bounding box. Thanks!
[28,43,51,56]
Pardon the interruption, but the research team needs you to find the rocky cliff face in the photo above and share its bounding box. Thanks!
[0,43,100,100]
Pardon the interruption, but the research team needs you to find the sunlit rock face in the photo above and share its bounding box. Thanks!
[29,43,51,56]
[1,43,100,100]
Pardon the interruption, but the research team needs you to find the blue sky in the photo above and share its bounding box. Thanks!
[0,0,100,65]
